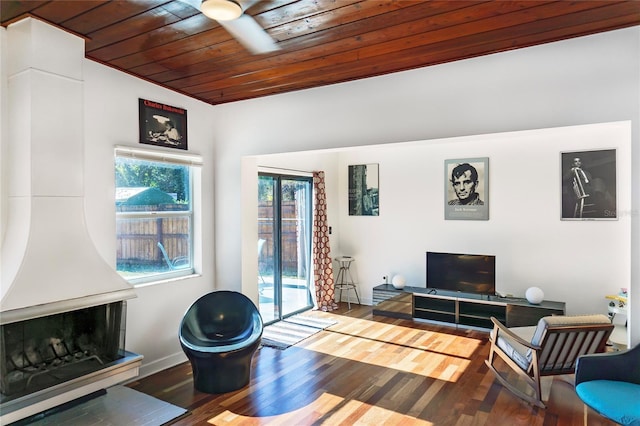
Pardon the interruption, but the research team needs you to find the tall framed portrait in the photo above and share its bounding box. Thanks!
[561,149,616,220]
[444,157,489,220]
[139,98,188,150]
[348,164,379,216]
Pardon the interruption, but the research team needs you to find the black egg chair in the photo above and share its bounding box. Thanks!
[179,291,263,394]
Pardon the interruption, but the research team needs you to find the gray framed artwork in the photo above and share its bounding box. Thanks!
[561,149,616,220]
[444,157,489,220]
[348,164,379,216]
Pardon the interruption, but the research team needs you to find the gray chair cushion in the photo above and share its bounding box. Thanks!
[496,326,536,371]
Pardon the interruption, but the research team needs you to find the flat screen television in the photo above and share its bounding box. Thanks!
[426,251,496,295]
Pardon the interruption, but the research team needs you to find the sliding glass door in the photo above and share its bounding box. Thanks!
[258,173,313,324]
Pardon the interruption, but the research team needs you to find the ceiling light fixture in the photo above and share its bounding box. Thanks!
[201,0,243,21]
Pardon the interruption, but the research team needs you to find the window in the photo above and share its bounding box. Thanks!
[115,147,201,284]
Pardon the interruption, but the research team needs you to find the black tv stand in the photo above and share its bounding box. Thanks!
[413,289,565,328]
[372,284,566,329]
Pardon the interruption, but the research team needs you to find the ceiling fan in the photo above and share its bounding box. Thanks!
[181,0,280,54]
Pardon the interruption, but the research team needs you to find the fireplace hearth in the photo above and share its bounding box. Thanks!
[0,302,143,424]
[2,302,125,398]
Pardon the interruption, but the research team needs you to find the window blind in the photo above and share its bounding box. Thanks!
[115,145,203,167]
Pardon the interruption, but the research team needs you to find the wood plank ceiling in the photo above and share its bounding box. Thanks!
[2,1,639,105]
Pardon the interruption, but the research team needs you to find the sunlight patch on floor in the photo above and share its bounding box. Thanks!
[299,314,482,382]
[206,391,434,425]
[326,398,434,425]
[206,392,341,425]
[312,313,483,357]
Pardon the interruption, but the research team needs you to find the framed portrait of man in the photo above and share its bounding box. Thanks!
[444,157,489,220]
[560,149,616,220]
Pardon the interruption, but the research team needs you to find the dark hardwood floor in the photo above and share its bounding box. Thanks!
[128,304,615,425]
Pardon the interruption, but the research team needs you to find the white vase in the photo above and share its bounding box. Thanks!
[525,287,544,304]
[391,275,406,289]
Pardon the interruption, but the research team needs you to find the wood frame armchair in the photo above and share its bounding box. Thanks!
[485,315,613,408]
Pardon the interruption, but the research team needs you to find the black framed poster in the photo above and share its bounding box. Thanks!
[139,98,188,150]
[348,164,379,216]
[561,149,616,220]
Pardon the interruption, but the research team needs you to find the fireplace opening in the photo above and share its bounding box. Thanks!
[1,301,127,404]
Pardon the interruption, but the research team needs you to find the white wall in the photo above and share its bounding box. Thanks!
[251,123,631,319]
[222,27,640,345]
[80,60,216,375]
[338,123,630,310]
[1,28,8,246]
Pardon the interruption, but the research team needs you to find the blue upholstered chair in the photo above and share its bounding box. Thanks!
[575,343,640,425]
[179,291,263,394]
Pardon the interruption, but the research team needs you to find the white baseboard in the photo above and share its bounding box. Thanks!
[338,295,372,306]
[130,352,188,381]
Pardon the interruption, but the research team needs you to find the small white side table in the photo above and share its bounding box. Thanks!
[335,256,360,309]
[607,303,628,350]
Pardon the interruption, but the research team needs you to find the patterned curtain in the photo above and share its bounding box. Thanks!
[312,171,338,312]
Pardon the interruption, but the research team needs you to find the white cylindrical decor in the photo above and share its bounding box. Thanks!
[391,275,406,289]
[525,287,544,304]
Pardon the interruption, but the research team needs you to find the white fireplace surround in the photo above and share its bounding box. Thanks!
[0,17,140,424]
[0,17,137,323]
